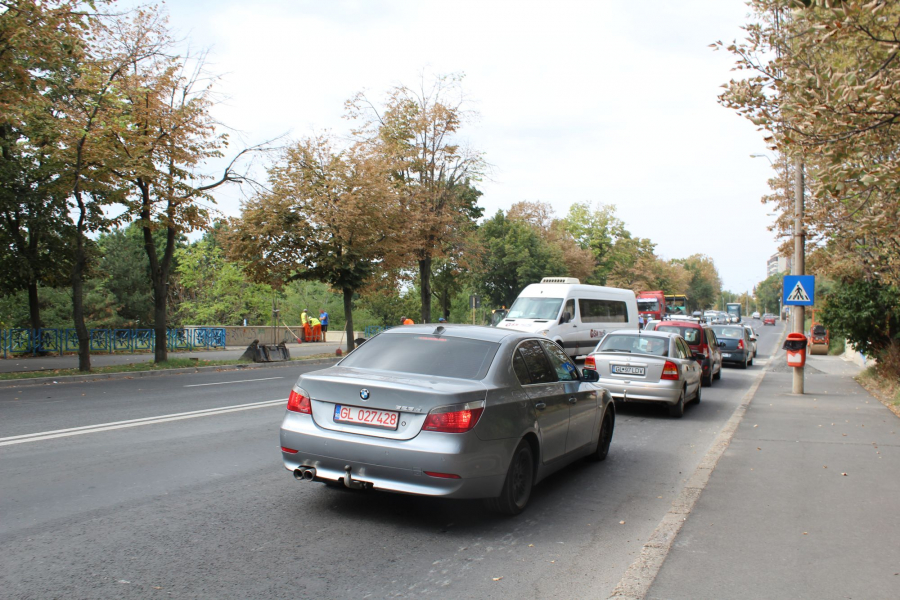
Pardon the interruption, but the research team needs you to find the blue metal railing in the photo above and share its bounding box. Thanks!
[1,327,227,358]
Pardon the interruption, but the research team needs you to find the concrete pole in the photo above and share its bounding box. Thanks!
[792,155,805,394]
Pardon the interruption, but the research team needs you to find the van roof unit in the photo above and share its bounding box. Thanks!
[540,277,580,284]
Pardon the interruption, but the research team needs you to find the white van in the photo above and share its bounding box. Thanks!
[499,277,639,358]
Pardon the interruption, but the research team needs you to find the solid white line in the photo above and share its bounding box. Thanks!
[0,398,287,447]
[184,376,285,388]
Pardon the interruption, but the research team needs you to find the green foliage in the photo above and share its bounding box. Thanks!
[820,279,900,365]
[674,254,722,312]
[754,272,784,314]
[477,210,568,307]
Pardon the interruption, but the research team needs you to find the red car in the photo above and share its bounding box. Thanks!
[655,320,723,386]
[763,314,776,326]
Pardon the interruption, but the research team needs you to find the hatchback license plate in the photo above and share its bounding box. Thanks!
[722,353,732,358]
[334,405,399,430]
[612,365,645,376]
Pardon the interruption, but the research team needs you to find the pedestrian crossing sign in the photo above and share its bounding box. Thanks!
[783,275,815,306]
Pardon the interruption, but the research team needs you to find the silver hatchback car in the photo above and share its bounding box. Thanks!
[584,329,702,418]
[280,325,616,515]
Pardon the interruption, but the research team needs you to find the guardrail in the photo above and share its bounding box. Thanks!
[0,327,227,358]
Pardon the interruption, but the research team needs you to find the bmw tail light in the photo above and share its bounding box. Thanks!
[287,386,311,414]
[584,355,597,370]
[661,361,679,380]
[423,401,485,433]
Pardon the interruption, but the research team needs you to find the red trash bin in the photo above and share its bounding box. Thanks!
[783,332,808,367]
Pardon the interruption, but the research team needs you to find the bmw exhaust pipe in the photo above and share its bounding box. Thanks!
[293,467,317,481]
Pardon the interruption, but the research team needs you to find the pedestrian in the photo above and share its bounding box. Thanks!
[638,314,645,329]
[308,314,322,342]
[319,309,329,335]
[301,308,311,342]
[401,316,414,325]
[438,317,447,323]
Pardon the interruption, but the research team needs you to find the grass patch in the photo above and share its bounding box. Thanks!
[856,366,900,418]
[0,353,338,381]
[828,337,845,356]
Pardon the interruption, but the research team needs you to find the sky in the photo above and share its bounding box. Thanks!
[135,0,779,293]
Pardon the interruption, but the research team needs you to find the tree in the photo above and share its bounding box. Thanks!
[477,210,568,308]
[507,201,594,283]
[227,135,399,352]
[719,0,900,284]
[346,73,486,323]
[754,272,784,314]
[674,254,722,312]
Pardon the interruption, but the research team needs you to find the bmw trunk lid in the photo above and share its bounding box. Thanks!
[299,367,488,440]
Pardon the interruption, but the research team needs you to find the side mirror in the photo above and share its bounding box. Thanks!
[718,341,726,348]
[560,311,572,324]
[581,368,600,382]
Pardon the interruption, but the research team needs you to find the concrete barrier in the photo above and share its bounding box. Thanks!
[220,326,363,347]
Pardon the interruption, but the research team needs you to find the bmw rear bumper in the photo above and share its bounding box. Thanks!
[279,412,514,499]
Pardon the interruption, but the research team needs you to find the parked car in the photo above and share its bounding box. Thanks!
[280,325,615,515]
[643,319,661,331]
[656,320,722,386]
[763,314,776,326]
[711,325,754,368]
[743,325,759,356]
[584,329,702,418]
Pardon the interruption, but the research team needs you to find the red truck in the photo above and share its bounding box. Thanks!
[636,291,666,322]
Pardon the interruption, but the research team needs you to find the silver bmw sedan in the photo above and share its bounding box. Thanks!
[583,329,702,418]
[280,324,615,515]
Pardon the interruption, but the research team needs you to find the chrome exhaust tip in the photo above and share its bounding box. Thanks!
[302,467,316,481]
[293,468,306,481]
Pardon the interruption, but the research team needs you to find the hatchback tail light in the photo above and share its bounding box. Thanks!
[661,360,679,380]
[584,355,596,370]
[737,339,745,350]
[423,401,484,433]
[287,386,312,414]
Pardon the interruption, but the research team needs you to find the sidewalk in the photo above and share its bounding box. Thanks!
[0,341,342,374]
[647,356,900,599]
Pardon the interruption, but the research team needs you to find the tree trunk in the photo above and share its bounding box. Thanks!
[418,256,432,323]
[28,281,42,331]
[440,287,450,320]
[343,287,355,352]
[152,281,168,362]
[71,233,90,372]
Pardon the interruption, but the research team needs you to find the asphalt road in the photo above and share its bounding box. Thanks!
[0,322,784,599]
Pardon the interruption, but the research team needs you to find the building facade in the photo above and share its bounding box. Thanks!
[767,254,792,277]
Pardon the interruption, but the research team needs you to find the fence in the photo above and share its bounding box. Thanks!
[0,327,226,358]
[363,325,395,338]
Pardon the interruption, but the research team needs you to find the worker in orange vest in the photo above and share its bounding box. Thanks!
[401,316,414,325]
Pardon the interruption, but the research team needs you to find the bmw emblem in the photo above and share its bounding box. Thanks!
[360,389,370,401]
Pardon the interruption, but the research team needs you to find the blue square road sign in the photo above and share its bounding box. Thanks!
[783,275,815,306]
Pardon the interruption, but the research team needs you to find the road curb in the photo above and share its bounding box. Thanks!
[0,357,341,389]
[607,338,782,599]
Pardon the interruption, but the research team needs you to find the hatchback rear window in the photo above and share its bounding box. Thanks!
[712,326,744,339]
[657,325,702,345]
[598,334,669,357]
[340,334,500,380]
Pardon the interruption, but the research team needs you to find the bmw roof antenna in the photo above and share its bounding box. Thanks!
[433,325,445,336]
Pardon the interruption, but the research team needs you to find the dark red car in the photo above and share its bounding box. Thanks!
[655,320,722,386]
[763,314,776,326]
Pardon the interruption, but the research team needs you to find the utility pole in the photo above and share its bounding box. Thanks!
[792,156,805,394]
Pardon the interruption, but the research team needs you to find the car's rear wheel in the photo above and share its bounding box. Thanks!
[740,357,748,369]
[588,409,615,462]
[668,389,685,418]
[485,440,534,515]
[713,365,721,380]
[692,382,702,404]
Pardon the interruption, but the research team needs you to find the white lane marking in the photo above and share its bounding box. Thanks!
[184,376,285,388]
[0,398,287,447]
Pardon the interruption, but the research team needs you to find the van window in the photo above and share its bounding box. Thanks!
[507,297,563,320]
[541,340,579,381]
[579,299,629,323]
[562,299,575,322]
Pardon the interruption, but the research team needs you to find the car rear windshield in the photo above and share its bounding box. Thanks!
[812,325,826,335]
[339,333,500,380]
[712,326,744,339]
[656,325,702,345]
[598,334,669,357]
[507,297,563,320]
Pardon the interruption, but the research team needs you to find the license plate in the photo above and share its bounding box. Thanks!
[334,405,399,430]
[612,365,645,376]
[722,353,732,358]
